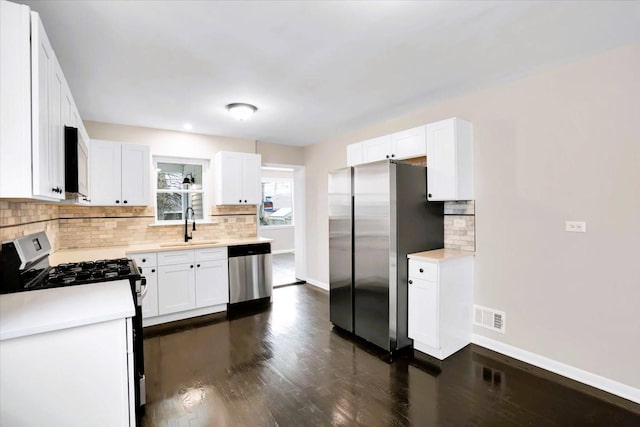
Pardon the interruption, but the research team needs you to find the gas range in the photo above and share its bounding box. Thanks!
[47,258,138,287]
[0,232,147,421]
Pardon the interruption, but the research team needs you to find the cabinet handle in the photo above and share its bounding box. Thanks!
[427,193,432,199]
[190,265,194,268]
[385,155,389,159]
[244,200,247,203]
[197,264,201,268]
[239,199,242,203]
[419,268,424,273]
[409,280,413,285]
[142,258,146,263]
[115,200,120,204]
[391,154,395,158]
[123,200,128,204]
[151,269,156,273]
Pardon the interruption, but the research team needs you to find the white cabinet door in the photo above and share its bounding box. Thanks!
[346,142,364,166]
[362,135,393,163]
[141,266,159,318]
[158,263,196,315]
[215,151,262,205]
[0,1,32,198]
[215,151,243,204]
[90,140,122,205]
[426,118,473,201]
[31,14,65,200]
[121,143,150,206]
[195,260,229,307]
[241,153,261,204]
[90,140,149,206]
[408,278,439,349]
[392,126,426,159]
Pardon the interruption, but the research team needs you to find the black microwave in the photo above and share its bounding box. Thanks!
[64,126,89,197]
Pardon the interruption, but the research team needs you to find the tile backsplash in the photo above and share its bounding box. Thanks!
[0,202,61,250]
[1,202,257,250]
[443,201,476,251]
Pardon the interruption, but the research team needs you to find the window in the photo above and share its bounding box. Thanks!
[154,157,209,223]
[259,168,294,227]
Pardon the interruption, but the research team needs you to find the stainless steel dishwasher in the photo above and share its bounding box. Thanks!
[228,243,273,304]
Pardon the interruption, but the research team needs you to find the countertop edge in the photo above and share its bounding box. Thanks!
[407,248,475,263]
[50,238,273,264]
[0,281,135,341]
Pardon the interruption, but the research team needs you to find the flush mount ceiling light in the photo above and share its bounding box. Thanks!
[225,103,257,121]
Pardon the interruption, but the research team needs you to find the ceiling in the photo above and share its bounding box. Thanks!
[19,1,640,146]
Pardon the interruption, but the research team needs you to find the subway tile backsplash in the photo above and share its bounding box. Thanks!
[443,201,475,251]
[1,202,257,250]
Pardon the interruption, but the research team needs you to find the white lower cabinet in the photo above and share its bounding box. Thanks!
[157,263,196,315]
[195,260,229,307]
[130,247,229,325]
[408,254,473,360]
[140,266,158,318]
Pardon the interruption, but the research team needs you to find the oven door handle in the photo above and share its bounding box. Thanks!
[137,277,147,305]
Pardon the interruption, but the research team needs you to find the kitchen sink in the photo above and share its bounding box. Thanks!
[159,240,219,247]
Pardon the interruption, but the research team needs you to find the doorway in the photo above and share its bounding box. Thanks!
[259,165,306,287]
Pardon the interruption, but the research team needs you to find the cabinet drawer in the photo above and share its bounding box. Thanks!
[409,260,438,282]
[158,249,195,266]
[128,252,157,268]
[195,247,227,262]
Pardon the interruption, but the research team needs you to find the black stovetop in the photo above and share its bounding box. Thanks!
[21,258,141,292]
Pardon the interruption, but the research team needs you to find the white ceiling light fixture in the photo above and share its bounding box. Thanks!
[226,103,257,121]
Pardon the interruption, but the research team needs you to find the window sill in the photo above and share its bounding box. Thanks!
[148,220,218,227]
[259,224,294,230]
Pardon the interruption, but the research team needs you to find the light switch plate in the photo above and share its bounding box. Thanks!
[565,221,586,233]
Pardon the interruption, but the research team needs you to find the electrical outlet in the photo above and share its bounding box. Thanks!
[565,221,586,233]
[454,219,466,228]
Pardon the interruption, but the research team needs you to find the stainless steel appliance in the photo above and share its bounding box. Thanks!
[228,243,272,304]
[64,126,89,198]
[0,231,146,423]
[329,160,444,352]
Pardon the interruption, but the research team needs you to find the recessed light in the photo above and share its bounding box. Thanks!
[183,123,193,130]
[225,103,257,121]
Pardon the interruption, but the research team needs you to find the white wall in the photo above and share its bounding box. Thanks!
[259,227,294,252]
[303,43,640,392]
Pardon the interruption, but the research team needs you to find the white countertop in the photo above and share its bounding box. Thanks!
[407,248,475,263]
[0,281,135,341]
[50,237,272,264]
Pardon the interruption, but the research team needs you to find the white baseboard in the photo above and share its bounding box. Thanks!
[305,277,329,291]
[472,334,640,404]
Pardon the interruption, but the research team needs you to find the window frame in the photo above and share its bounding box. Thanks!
[153,156,210,225]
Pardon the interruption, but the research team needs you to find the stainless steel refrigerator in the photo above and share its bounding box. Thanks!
[329,160,444,352]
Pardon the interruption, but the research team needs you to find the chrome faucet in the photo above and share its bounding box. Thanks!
[184,207,196,242]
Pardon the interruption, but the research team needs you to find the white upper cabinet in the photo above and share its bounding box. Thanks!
[362,135,393,163]
[346,142,363,166]
[426,118,473,201]
[121,143,150,206]
[0,1,31,198]
[89,140,149,206]
[214,151,261,205]
[346,126,426,166]
[0,5,88,201]
[392,126,426,159]
[31,12,65,200]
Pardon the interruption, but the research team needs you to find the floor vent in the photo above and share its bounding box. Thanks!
[474,305,506,334]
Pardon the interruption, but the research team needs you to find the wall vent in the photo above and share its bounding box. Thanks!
[474,305,506,334]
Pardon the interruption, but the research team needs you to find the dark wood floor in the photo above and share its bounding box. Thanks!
[142,285,640,426]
